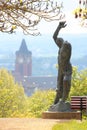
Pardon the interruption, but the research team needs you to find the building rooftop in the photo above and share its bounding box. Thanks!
[16,39,32,55]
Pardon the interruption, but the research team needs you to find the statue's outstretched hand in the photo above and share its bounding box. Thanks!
[59,21,67,29]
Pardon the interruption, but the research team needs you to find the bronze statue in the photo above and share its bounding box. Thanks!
[53,21,72,104]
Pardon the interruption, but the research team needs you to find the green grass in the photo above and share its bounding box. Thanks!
[52,120,87,130]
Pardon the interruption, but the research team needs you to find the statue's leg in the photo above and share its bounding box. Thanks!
[54,71,63,104]
[62,75,71,102]
[54,89,61,104]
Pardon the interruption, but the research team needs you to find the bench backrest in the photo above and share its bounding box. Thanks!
[71,96,87,111]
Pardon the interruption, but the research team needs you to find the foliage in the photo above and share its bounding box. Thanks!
[73,0,87,27]
[70,66,87,96]
[27,90,55,117]
[0,69,28,117]
[52,120,87,130]
[0,69,55,117]
[0,0,64,35]
[74,0,87,19]
[0,67,87,118]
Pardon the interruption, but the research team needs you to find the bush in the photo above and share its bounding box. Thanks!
[0,69,28,117]
[27,90,55,117]
[70,67,87,97]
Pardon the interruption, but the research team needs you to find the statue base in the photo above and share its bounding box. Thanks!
[48,100,71,112]
[42,111,81,120]
[42,100,81,120]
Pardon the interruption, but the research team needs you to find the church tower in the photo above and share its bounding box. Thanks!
[15,39,32,77]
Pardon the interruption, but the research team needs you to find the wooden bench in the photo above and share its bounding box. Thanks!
[71,96,87,120]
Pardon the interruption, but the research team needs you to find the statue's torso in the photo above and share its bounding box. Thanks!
[58,43,72,73]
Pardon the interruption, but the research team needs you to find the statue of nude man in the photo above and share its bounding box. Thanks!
[53,21,72,104]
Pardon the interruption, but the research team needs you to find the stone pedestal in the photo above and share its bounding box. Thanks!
[42,100,81,120]
[48,100,71,112]
[42,111,81,120]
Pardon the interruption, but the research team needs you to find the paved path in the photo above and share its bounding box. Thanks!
[0,118,61,130]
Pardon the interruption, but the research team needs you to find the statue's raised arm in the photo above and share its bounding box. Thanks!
[53,21,67,48]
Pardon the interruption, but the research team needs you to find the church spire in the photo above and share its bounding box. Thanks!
[16,39,31,55]
[19,39,28,53]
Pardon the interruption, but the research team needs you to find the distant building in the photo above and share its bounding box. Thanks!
[13,39,57,96]
[15,39,32,77]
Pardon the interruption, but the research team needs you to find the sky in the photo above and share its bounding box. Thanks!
[38,0,87,34]
[1,0,87,36]
[0,0,87,58]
